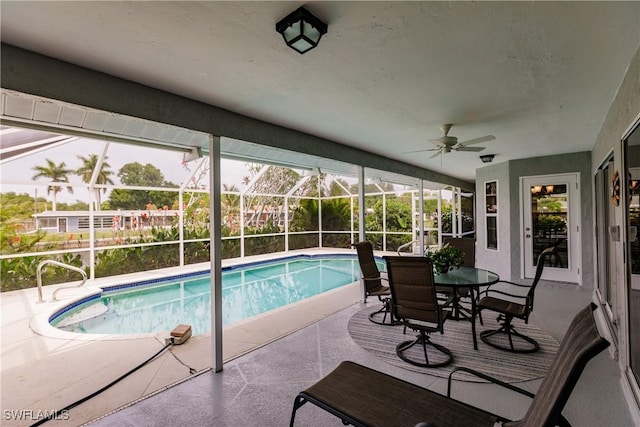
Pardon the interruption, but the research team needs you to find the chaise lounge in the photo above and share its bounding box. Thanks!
[290,303,609,427]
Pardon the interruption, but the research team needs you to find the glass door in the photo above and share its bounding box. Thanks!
[595,159,619,343]
[522,174,580,282]
[624,122,640,386]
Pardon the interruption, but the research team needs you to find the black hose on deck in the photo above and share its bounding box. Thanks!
[30,341,173,427]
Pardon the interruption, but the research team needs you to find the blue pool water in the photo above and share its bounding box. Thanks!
[51,255,385,336]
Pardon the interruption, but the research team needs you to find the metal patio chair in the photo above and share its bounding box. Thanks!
[385,255,453,368]
[476,246,556,353]
[352,241,394,325]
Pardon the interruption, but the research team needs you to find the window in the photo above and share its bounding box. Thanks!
[485,181,498,250]
[78,217,90,229]
[38,218,57,228]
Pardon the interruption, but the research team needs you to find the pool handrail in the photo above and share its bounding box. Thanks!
[397,240,418,255]
[37,260,87,303]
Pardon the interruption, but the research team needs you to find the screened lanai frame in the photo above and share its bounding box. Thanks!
[0,124,475,291]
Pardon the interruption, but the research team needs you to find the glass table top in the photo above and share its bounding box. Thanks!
[434,266,499,287]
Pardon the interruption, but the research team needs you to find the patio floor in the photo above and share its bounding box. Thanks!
[1,253,635,426]
[86,281,634,427]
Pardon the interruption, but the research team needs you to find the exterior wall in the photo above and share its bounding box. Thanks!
[475,161,511,279]
[68,217,79,232]
[475,152,592,284]
[591,45,640,421]
[508,152,593,285]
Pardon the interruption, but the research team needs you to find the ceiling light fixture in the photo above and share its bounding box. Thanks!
[276,6,327,54]
[480,154,495,163]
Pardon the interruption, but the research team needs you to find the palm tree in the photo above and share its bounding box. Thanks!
[76,154,114,211]
[221,184,241,232]
[31,159,74,211]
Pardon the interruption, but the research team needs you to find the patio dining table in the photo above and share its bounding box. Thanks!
[434,266,500,350]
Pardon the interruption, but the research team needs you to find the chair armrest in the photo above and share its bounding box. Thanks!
[447,367,535,399]
[485,280,530,290]
[477,281,530,300]
[478,288,529,301]
[493,280,530,288]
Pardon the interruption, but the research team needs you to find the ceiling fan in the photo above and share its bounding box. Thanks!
[407,124,496,159]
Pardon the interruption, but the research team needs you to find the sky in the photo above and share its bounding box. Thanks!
[0,136,250,204]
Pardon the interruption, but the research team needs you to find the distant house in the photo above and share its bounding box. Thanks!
[32,209,179,233]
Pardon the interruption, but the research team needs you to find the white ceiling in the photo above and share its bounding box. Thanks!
[1,1,638,181]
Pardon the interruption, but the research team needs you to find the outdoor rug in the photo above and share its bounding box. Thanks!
[348,306,559,383]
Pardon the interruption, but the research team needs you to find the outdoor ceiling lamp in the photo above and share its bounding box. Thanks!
[276,6,327,54]
[480,154,495,163]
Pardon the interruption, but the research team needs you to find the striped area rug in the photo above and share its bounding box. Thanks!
[348,306,559,382]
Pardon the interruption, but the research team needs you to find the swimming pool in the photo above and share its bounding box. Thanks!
[50,254,385,336]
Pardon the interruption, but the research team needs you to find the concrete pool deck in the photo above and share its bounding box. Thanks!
[1,249,368,426]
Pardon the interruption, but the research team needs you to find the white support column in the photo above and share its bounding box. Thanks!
[350,195,355,244]
[411,189,417,252]
[88,192,96,280]
[87,143,110,280]
[382,191,387,252]
[451,187,457,238]
[178,191,184,266]
[209,136,223,372]
[418,181,425,255]
[456,187,462,237]
[437,190,443,248]
[239,191,245,258]
[284,196,290,252]
[317,176,322,248]
[358,166,365,242]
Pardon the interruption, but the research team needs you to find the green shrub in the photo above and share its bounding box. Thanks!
[1,252,86,292]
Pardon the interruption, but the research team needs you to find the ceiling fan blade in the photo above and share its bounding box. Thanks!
[456,146,486,152]
[457,135,496,146]
[403,147,440,154]
[428,151,443,159]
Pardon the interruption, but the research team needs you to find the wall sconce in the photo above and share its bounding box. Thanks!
[479,154,495,163]
[276,6,328,54]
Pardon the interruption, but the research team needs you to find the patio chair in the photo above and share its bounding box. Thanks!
[289,303,610,427]
[476,246,556,353]
[352,241,393,325]
[436,237,476,317]
[443,237,476,267]
[384,255,453,368]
